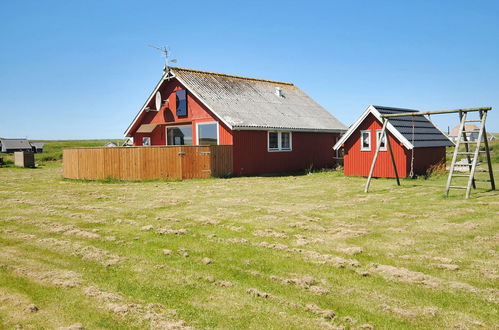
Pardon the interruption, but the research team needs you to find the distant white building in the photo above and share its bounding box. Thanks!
[448,124,496,142]
[104,142,118,147]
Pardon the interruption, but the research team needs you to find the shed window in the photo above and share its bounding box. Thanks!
[360,130,371,151]
[176,89,187,117]
[167,125,192,145]
[142,137,151,146]
[197,122,218,145]
[376,130,387,151]
[268,131,292,152]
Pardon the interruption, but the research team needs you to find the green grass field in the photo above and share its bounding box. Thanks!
[0,140,498,329]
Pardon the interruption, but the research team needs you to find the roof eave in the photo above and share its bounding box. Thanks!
[124,72,169,137]
[232,126,347,133]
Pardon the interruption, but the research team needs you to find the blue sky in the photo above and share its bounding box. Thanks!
[1,0,498,140]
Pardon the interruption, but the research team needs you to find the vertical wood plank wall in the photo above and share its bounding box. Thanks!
[62,146,233,180]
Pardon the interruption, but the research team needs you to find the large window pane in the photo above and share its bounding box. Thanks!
[376,130,386,151]
[167,126,192,145]
[198,123,218,145]
[268,132,278,149]
[361,131,370,151]
[281,132,291,150]
[176,90,187,116]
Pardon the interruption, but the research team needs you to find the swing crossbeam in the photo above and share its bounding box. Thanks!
[364,107,494,198]
[379,107,491,119]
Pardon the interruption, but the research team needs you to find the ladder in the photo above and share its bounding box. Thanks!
[445,110,495,198]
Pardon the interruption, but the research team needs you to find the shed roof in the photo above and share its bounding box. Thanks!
[125,67,347,136]
[0,138,32,151]
[30,142,44,149]
[333,105,454,150]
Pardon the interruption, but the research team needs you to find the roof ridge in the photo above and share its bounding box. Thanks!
[170,67,294,86]
[0,138,29,140]
[373,105,421,112]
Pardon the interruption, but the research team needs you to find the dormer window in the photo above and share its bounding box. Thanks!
[176,90,187,116]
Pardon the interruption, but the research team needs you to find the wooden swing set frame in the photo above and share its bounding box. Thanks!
[364,107,495,198]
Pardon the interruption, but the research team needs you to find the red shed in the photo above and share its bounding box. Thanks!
[125,67,347,176]
[333,105,454,178]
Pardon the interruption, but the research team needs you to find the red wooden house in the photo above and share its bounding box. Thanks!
[333,105,454,178]
[125,67,347,176]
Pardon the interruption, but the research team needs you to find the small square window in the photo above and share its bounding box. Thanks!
[360,130,371,151]
[142,137,151,146]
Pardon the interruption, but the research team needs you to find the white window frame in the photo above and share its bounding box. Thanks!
[376,129,387,151]
[267,131,292,152]
[142,137,151,146]
[196,121,219,145]
[360,130,371,151]
[165,124,193,146]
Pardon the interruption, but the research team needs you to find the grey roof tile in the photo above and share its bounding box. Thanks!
[172,68,347,132]
[375,106,454,148]
[0,138,33,151]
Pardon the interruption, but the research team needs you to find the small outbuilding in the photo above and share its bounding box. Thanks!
[104,142,118,148]
[448,124,496,142]
[333,105,454,178]
[0,138,33,153]
[30,142,44,153]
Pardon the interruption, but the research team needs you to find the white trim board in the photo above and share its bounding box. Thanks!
[333,105,414,150]
[124,72,169,137]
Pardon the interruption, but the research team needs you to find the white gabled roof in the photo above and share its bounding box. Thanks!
[333,105,454,150]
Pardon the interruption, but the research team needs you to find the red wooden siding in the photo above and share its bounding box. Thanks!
[343,113,408,178]
[232,131,339,176]
[130,78,232,146]
[410,147,446,175]
[129,76,342,176]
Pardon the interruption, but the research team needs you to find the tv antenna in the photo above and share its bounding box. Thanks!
[149,45,177,72]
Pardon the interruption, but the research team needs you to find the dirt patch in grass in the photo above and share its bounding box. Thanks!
[11,266,82,288]
[369,263,442,288]
[38,237,123,266]
[83,285,191,329]
[380,303,438,319]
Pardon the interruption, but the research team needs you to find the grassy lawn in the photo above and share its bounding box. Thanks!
[0,140,498,329]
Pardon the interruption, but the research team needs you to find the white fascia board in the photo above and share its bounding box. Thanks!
[333,105,414,150]
[429,119,456,147]
[124,72,168,137]
[370,106,414,150]
[333,105,374,150]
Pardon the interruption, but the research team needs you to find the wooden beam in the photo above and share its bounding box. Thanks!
[365,119,388,193]
[479,113,496,191]
[381,107,491,118]
[386,131,400,186]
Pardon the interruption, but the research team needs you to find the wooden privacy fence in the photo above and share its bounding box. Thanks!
[63,145,233,180]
